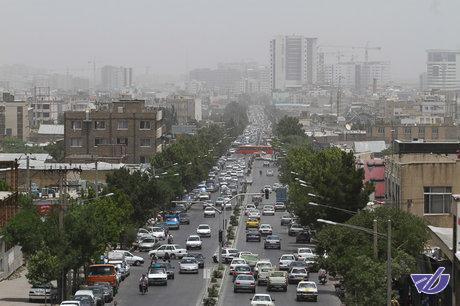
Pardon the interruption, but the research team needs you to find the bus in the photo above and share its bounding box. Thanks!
[236,145,273,155]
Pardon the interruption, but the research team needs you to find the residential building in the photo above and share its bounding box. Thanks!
[361,158,385,202]
[330,61,390,93]
[167,95,202,124]
[64,99,163,164]
[367,123,459,143]
[270,35,318,91]
[100,66,133,91]
[0,93,31,140]
[31,86,61,127]
[385,140,460,227]
[426,50,460,92]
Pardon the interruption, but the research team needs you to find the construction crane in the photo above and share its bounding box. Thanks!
[319,42,381,63]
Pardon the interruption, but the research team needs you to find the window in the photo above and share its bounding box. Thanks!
[424,187,452,214]
[140,156,148,164]
[71,120,82,130]
[117,137,128,145]
[94,138,108,146]
[377,127,385,134]
[42,104,50,110]
[43,112,50,118]
[140,121,151,130]
[70,138,82,147]
[404,127,411,135]
[117,120,128,130]
[94,121,106,130]
[418,127,425,134]
[432,127,439,134]
[140,138,151,147]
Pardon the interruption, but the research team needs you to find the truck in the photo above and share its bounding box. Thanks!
[275,187,288,203]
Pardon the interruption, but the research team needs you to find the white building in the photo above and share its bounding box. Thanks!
[270,35,318,91]
[426,50,460,91]
[100,66,133,91]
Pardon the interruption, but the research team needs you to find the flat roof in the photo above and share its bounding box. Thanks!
[0,191,13,201]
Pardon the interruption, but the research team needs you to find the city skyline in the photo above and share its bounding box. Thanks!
[1,0,459,82]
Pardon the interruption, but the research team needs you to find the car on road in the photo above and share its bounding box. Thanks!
[203,200,214,210]
[138,237,159,252]
[257,266,275,286]
[147,267,168,286]
[179,257,199,274]
[165,217,180,230]
[267,270,288,292]
[280,213,293,226]
[288,267,309,284]
[295,247,315,261]
[246,218,260,229]
[150,262,175,279]
[187,253,205,268]
[288,223,304,236]
[212,248,239,264]
[250,294,276,306]
[149,244,187,260]
[254,260,273,278]
[259,224,273,235]
[231,264,253,281]
[85,286,104,306]
[186,235,202,250]
[246,177,253,185]
[112,250,144,266]
[196,224,211,237]
[296,281,318,302]
[137,228,154,240]
[288,260,308,271]
[262,205,275,216]
[246,229,261,242]
[274,202,286,211]
[215,197,225,207]
[239,253,260,268]
[264,235,281,250]
[60,301,82,306]
[278,254,296,271]
[248,210,261,220]
[198,192,210,201]
[266,169,274,176]
[251,195,262,206]
[230,258,247,274]
[245,204,257,215]
[263,185,272,193]
[296,230,311,244]
[86,264,118,293]
[263,161,270,167]
[233,274,256,293]
[179,213,190,225]
[29,283,58,303]
[93,282,113,303]
[203,207,216,218]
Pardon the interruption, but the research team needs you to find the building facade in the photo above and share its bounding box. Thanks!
[426,50,460,92]
[367,124,459,143]
[0,94,31,140]
[270,35,318,91]
[385,141,460,227]
[167,95,202,124]
[100,66,133,91]
[64,100,163,164]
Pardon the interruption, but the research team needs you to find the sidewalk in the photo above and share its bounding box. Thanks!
[0,266,46,306]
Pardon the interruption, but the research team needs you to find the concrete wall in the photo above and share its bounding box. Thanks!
[0,240,23,281]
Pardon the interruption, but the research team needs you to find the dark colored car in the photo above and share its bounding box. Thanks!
[264,235,281,249]
[188,253,205,268]
[73,295,95,306]
[296,230,311,244]
[86,286,105,306]
[93,282,113,302]
[179,213,190,225]
[246,229,261,242]
[289,260,308,270]
[150,261,175,279]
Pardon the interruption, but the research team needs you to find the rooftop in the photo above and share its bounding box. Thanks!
[0,191,13,201]
[37,124,64,135]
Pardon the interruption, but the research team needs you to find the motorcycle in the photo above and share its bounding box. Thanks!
[139,282,148,295]
[319,274,327,285]
[167,236,174,244]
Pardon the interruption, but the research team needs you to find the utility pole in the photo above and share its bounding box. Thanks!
[373,219,378,260]
[95,160,99,198]
[387,219,392,306]
[26,155,31,196]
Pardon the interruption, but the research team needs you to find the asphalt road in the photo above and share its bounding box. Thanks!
[219,160,342,306]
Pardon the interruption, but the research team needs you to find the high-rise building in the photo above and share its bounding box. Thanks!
[426,50,460,92]
[270,35,318,91]
[100,66,133,91]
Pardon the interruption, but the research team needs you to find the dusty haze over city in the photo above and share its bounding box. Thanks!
[1,0,459,82]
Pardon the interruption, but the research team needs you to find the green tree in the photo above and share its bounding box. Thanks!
[1,137,45,153]
[26,248,60,286]
[316,207,428,305]
[274,116,304,139]
[45,140,65,162]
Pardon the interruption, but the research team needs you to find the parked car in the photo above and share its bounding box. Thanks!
[186,235,203,250]
[179,257,199,274]
[29,283,58,303]
[246,229,261,242]
[74,290,96,305]
[73,295,95,306]
[296,281,318,302]
[138,237,159,252]
[267,270,288,292]
[112,250,144,266]
[85,286,105,306]
[233,274,256,293]
[60,301,82,306]
[264,235,281,250]
[296,230,311,244]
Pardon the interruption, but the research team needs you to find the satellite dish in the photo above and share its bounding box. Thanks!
[345,123,352,131]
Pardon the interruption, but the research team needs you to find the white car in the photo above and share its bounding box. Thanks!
[259,224,273,235]
[278,254,296,271]
[198,192,210,201]
[266,169,274,176]
[112,250,144,266]
[138,237,158,252]
[296,248,315,261]
[224,200,232,210]
[229,258,247,274]
[250,294,276,306]
[254,260,273,276]
[296,281,318,302]
[137,228,154,240]
[263,185,272,192]
[262,205,275,216]
[186,235,203,250]
[179,257,199,274]
[149,244,187,259]
[148,226,166,240]
[74,290,95,303]
[196,224,211,237]
[245,204,257,215]
[215,197,225,207]
[204,207,216,218]
[60,302,81,306]
[248,210,261,220]
[148,267,168,285]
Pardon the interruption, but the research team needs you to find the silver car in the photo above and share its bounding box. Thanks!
[233,274,256,293]
[179,257,199,274]
[288,267,309,284]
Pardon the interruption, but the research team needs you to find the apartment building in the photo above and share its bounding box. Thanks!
[385,140,460,227]
[426,50,460,91]
[64,100,163,164]
[0,93,31,141]
[167,95,202,124]
[367,124,459,143]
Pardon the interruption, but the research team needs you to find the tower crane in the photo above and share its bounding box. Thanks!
[319,42,382,63]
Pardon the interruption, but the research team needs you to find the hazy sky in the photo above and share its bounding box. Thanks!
[1,0,459,81]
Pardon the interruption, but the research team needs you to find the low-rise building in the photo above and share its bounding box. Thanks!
[385,140,460,227]
[367,123,459,143]
[0,93,31,141]
[64,99,163,164]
